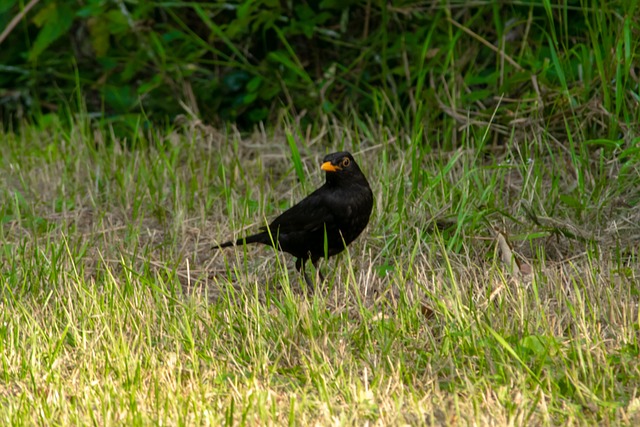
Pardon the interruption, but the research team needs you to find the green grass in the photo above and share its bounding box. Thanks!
[1,112,638,425]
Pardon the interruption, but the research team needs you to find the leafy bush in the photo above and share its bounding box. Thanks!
[1,0,638,142]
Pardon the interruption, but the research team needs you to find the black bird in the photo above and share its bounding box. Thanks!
[216,151,373,286]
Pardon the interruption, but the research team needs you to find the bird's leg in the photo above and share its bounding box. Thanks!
[295,258,314,290]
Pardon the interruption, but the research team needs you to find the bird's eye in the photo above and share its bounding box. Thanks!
[341,157,351,168]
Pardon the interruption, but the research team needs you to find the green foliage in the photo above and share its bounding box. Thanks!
[1,0,639,144]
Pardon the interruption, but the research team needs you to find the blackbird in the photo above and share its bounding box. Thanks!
[216,151,373,286]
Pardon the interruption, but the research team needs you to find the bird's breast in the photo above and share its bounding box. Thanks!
[333,186,373,239]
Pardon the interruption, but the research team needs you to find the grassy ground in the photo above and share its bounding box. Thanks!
[1,112,639,425]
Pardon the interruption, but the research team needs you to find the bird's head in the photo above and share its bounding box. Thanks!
[320,151,368,186]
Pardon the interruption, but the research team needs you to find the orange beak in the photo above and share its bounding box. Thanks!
[321,161,339,172]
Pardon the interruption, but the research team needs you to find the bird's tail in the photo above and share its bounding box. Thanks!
[214,232,268,249]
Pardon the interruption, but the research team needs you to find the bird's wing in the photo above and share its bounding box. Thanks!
[265,187,336,234]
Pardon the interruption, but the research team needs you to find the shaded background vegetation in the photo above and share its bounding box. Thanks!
[1,0,639,145]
